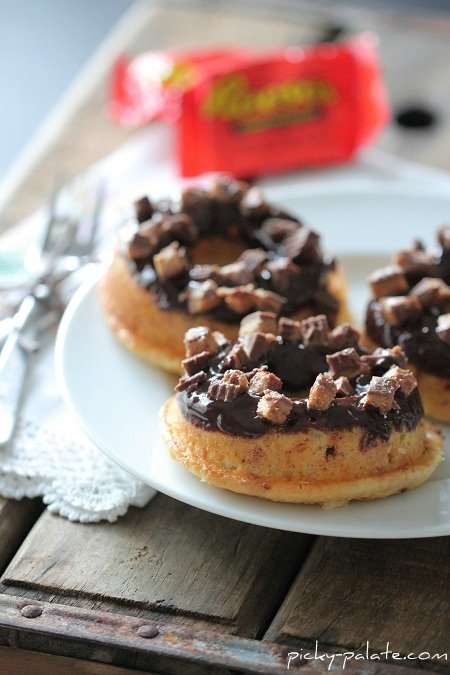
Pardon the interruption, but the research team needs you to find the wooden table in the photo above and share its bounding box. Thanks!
[0,2,449,673]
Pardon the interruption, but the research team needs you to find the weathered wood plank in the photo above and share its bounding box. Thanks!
[0,594,294,675]
[0,594,431,675]
[1,494,312,637]
[0,582,230,643]
[0,594,427,675]
[265,537,449,672]
[0,498,42,575]
[0,647,149,675]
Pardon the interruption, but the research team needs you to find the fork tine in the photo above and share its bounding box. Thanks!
[25,170,73,273]
[41,170,66,252]
[47,219,79,261]
[85,179,106,255]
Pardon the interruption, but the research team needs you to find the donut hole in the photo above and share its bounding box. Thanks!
[190,235,248,267]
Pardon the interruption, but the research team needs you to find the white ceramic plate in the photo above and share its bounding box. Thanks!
[55,182,450,538]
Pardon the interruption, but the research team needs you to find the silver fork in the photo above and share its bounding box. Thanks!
[24,173,104,276]
[0,179,105,446]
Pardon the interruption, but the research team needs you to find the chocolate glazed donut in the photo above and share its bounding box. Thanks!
[100,175,349,374]
[160,312,443,506]
[365,226,450,423]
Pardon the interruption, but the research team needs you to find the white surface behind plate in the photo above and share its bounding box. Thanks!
[56,184,450,538]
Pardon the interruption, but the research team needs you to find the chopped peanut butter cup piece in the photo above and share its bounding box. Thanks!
[264,258,301,293]
[159,213,199,246]
[212,331,229,348]
[182,351,210,376]
[326,347,367,379]
[384,366,417,395]
[175,371,207,393]
[327,324,360,351]
[360,346,408,371]
[278,317,303,343]
[241,332,275,362]
[368,265,408,299]
[390,345,408,366]
[211,174,249,203]
[301,314,329,348]
[223,343,250,370]
[261,218,299,243]
[361,376,398,414]
[240,186,270,220]
[218,261,254,286]
[220,285,256,315]
[189,264,220,282]
[380,296,422,326]
[393,248,435,276]
[187,280,221,314]
[238,248,267,272]
[180,187,215,230]
[249,369,282,395]
[334,376,354,397]
[307,373,337,411]
[284,227,321,264]
[184,326,219,358]
[223,369,249,390]
[208,378,245,402]
[154,242,187,280]
[245,365,268,381]
[410,277,450,308]
[239,311,278,337]
[253,288,287,314]
[134,195,154,223]
[436,313,450,344]
[128,231,156,260]
[257,391,293,424]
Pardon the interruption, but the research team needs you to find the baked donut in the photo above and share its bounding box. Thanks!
[160,312,443,506]
[365,226,450,423]
[100,175,349,374]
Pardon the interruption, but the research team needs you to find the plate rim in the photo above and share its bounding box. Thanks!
[261,177,450,199]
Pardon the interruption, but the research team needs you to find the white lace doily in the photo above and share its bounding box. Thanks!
[0,420,155,522]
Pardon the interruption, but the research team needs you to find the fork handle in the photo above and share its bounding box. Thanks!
[0,294,38,446]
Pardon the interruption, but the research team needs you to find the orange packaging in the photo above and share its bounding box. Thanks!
[110,35,389,178]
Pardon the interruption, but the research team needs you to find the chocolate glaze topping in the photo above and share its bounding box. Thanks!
[366,228,450,377]
[176,314,423,443]
[125,175,338,324]
[366,302,450,378]
[178,384,422,445]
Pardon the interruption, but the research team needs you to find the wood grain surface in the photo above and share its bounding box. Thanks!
[0,498,42,576]
[0,647,147,675]
[1,495,312,636]
[265,537,449,665]
[0,594,429,674]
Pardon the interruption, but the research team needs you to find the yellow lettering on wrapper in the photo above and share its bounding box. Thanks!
[202,73,336,121]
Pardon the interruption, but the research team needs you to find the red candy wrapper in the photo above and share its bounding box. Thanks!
[110,35,389,178]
